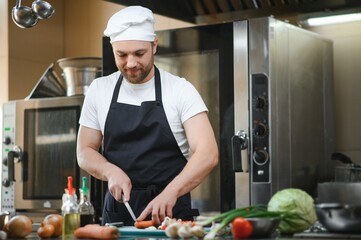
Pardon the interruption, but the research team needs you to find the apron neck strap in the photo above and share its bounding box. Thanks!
[154,66,161,102]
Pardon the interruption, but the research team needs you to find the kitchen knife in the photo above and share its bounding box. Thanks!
[105,222,124,227]
[122,193,137,222]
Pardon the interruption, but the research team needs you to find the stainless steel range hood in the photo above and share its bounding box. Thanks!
[104,0,361,24]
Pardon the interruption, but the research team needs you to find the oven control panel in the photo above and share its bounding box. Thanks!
[1,102,15,213]
[251,74,270,183]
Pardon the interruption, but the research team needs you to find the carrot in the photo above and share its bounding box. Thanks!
[74,224,119,239]
[134,220,156,229]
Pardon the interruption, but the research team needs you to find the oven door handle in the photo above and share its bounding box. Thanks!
[231,130,248,172]
[7,146,22,182]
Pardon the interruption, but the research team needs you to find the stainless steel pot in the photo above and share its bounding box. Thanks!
[315,203,361,233]
[57,57,102,96]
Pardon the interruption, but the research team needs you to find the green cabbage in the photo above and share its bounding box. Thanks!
[267,188,317,234]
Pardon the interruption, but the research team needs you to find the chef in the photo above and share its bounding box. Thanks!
[76,6,219,226]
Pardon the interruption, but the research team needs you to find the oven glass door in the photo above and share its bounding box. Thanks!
[23,106,79,199]
[13,96,84,211]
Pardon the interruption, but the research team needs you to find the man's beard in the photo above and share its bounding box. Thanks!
[121,53,154,84]
[122,66,151,84]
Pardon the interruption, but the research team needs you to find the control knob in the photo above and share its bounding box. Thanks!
[253,122,268,137]
[2,157,7,166]
[3,136,11,145]
[253,96,268,111]
[2,178,10,187]
[253,149,268,165]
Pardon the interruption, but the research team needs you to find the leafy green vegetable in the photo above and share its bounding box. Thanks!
[267,188,317,234]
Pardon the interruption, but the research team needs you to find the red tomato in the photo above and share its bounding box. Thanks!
[231,217,253,239]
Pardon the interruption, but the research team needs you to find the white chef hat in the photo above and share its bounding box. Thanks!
[104,6,156,43]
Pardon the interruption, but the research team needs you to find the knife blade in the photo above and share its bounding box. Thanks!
[122,193,137,222]
[105,221,124,227]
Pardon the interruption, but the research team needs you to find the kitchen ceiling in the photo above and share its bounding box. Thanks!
[104,0,361,24]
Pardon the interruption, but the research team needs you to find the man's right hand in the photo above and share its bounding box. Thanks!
[107,166,132,202]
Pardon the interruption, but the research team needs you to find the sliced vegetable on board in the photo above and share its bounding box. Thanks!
[134,220,156,229]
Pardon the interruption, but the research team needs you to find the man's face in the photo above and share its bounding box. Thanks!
[112,39,157,84]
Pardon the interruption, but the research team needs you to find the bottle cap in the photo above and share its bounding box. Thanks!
[66,176,75,195]
[81,176,89,195]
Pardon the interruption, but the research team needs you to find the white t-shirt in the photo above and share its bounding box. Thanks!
[79,68,208,159]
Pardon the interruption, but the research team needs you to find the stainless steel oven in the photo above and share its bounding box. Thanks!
[1,96,88,214]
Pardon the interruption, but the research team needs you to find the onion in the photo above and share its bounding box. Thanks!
[37,223,55,238]
[42,214,63,237]
[4,215,32,238]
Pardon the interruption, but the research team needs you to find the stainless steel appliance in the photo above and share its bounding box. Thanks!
[103,17,335,214]
[1,57,104,221]
[2,96,85,213]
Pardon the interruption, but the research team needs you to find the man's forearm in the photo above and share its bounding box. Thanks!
[77,146,115,182]
[163,150,218,198]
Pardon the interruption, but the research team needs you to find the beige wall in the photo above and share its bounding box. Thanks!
[0,0,9,148]
[63,0,193,57]
[308,22,361,163]
[63,0,113,57]
[0,0,8,101]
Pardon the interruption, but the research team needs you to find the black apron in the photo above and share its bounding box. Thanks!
[102,66,199,226]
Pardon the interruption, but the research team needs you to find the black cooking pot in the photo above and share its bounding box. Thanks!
[315,203,361,233]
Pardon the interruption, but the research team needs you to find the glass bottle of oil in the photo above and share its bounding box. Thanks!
[62,176,80,240]
[79,176,95,226]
